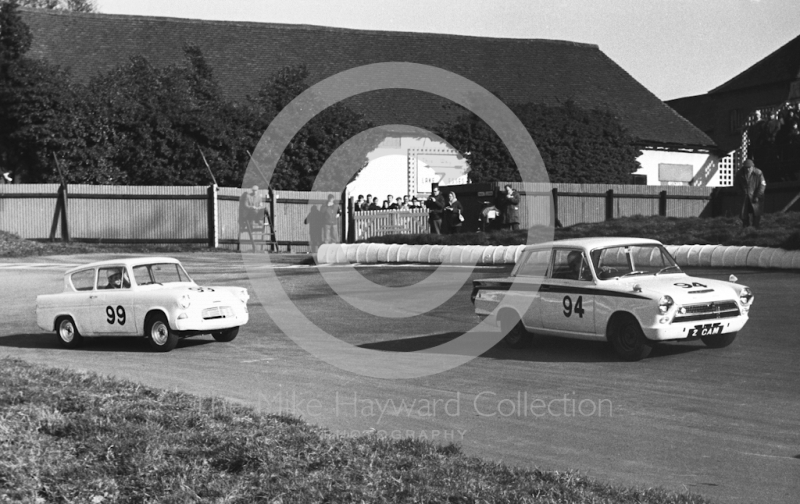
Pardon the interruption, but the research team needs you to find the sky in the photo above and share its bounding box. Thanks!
[96,0,800,101]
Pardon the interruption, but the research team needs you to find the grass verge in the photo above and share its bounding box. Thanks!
[0,358,710,503]
[363,214,800,250]
[0,231,236,258]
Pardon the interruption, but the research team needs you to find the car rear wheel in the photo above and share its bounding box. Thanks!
[146,314,178,352]
[212,326,239,342]
[608,315,652,361]
[56,316,83,349]
[500,312,532,349]
[701,332,737,349]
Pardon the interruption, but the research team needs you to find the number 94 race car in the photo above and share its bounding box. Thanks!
[472,238,754,361]
[36,257,249,352]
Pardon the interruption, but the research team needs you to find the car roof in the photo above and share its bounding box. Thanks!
[523,237,663,251]
[65,256,181,276]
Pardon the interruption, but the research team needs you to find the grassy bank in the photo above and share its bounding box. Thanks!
[0,358,709,504]
[363,213,800,250]
[0,231,234,258]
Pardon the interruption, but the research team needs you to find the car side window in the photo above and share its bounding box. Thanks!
[515,250,551,277]
[133,265,153,285]
[551,249,592,281]
[71,269,95,291]
[98,267,129,290]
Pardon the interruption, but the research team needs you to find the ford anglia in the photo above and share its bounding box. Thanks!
[472,237,754,361]
[36,257,249,352]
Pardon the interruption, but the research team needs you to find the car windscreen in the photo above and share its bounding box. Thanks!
[133,263,192,285]
[591,244,680,279]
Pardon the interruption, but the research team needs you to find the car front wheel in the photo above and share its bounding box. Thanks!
[212,326,239,342]
[56,316,83,349]
[701,332,737,349]
[146,314,178,352]
[608,315,653,361]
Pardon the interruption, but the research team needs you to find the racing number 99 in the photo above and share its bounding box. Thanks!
[563,296,584,318]
[106,305,126,325]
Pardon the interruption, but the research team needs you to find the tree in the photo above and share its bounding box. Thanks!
[435,100,641,184]
[249,64,379,191]
[3,0,96,12]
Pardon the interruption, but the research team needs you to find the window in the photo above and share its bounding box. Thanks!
[550,249,592,281]
[70,269,95,291]
[97,267,129,289]
[513,249,551,277]
[591,245,680,280]
[133,263,191,285]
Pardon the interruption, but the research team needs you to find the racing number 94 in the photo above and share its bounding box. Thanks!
[106,305,126,325]
[563,296,584,318]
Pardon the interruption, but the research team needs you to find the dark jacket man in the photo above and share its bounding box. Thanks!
[735,159,767,228]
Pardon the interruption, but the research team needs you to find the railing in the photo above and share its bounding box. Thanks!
[352,209,429,241]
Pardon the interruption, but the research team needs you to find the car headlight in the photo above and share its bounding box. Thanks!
[178,294,191,309]
[739,287,753,305]
[658,295,674,314]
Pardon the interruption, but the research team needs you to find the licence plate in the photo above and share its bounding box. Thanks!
[688,323,723,337]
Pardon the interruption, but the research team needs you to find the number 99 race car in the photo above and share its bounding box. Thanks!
[472,238,754,361]
[36,257,249,352]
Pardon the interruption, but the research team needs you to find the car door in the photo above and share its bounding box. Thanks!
[66,268,99,335]
[509,249,551,331]
[540,248,596,335]
[89,266,138,335]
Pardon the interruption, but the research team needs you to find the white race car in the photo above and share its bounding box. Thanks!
[36,257,249,352]
[472,237,754,361]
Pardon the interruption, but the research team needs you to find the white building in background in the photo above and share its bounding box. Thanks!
[346,137,469,203]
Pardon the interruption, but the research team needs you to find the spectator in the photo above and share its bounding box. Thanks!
[425,186,445,234]
[735,159,767,229]
[354,194,365,211]
[399,195,411,209]
[238,185,266,251]
[368,197,380,210]
[382,200,389,209]
[304,205,324,253]
[411,196,421,208]
[443,191,464,234]
[496,184,520,231]
[387,195,399,210]
[321,194,340,243]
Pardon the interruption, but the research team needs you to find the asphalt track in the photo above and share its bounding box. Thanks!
[1,253,798,503]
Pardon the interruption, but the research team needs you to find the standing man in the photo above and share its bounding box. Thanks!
[238,185,266,251]
[425,186,445,234]
[322,194,341,243]
[735,159,767,229]
[354,195,365,211]
[496,184,520,231]
[443,191,465,234]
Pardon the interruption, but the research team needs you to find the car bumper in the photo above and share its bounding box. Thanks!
[642,315,748,341]
[171,305,249,332]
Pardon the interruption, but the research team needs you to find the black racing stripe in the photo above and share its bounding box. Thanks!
[472,281,650,300]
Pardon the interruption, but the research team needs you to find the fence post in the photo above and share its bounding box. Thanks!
[60,183,70,242]
[605,189,614,221]
[347,196,355,243]
[268,187,277,252]
[658,190,667,217]
[340,189,348,244]
[207,184,218,248]
[551,187,559,227]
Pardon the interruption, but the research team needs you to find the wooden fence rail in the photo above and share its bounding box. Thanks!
[1,182,791,248]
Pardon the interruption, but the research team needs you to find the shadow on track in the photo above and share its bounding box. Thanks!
[359,331,704,363]
[0,333,214,353]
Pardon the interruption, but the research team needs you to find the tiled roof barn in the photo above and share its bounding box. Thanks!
[20,7,714,149]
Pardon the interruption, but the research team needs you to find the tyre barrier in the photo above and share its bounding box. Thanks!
[316,243,800,268]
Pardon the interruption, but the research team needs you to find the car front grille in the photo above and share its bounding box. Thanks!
[674,300,740,322]
[202,306,234,320]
